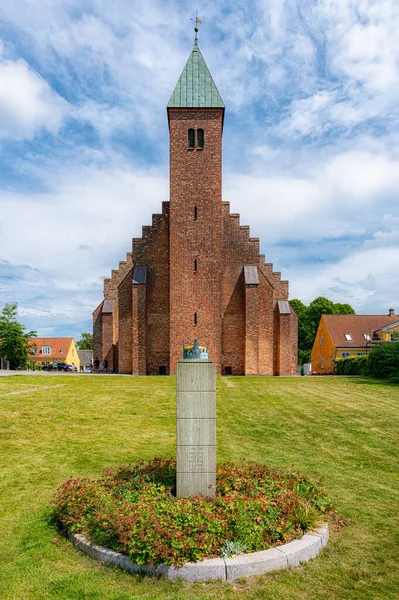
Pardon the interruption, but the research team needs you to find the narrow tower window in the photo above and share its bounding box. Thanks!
[194,205,197,220]
[188,128,195,149]
[197,128,204,149]
[194,312,197,326]
[194,259,197,272]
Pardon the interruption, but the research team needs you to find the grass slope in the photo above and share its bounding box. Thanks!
[0,374,398,599]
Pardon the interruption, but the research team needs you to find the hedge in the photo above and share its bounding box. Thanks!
[336,355,369,375]
[368,343,399,380]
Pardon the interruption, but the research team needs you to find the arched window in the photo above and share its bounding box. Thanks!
[194,205,197,220]
[194,312,197,326]
[188,129,195,149]
[194,259,197,272]
[197,128,204,149]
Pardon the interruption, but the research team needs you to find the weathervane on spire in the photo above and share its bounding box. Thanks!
[191,11,202,41]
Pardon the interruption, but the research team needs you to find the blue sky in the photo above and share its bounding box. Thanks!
[0,0,398,338]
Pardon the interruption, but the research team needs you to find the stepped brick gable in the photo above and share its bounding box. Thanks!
[93,39,298,375]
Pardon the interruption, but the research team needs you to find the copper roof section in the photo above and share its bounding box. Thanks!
[102,299,115,314]
[244,265,259,285]
[278,300,291,315]
[133,265,147,285]
[322,314,399,347]
[167,40,224,109]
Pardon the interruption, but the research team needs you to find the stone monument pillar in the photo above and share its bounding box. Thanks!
[176,341,216,498]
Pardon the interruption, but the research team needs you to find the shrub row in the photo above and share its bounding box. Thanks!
[52,458,333,567]
[369,343,399,381]
[336,343,399,381]
[336,355,369,375]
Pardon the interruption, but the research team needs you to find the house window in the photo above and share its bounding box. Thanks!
[42,346,51,355]
[357,352,365,356]
[194,205,197,221]
[321,355,325,369]
[194,312,197,326]
[342,352,350,358]
[32,348,37,355]
[188,129,195,149]
[194,259,197,272]
[344,334,352,341]
[363,333,371,341]
[197,128,204,148]
[320,336,324,346]
[72,349,74,356]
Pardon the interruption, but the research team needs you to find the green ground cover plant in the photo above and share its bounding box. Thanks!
[52,458,332,566]
[0,374,398,599]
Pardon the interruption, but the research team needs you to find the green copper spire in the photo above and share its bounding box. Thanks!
[167,39,225,109]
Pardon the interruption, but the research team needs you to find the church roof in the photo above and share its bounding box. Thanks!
[133,265,147,284]
[102,299,114,314]
[167,40,224,109]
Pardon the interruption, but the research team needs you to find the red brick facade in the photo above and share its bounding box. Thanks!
[93,50,297,376]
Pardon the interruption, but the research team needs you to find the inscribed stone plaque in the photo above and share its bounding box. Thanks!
[176,360,216,498]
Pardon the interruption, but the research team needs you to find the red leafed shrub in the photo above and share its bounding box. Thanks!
[52,458,333,567]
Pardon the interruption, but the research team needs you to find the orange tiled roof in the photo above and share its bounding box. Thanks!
[29,337,74,360]
[322,314,398,348]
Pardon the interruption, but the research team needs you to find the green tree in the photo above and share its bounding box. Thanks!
[290,296,355,365]
[0,303,37,369]
[369,343,399,380]
[290,299,312,365]
[333,303,356,315]
[76,332,93,350]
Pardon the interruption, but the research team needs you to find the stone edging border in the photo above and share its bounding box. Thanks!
[68,523,328,582]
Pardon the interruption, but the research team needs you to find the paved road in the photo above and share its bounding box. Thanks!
[0,370,91,377]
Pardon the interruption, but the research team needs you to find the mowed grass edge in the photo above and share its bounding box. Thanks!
[0,374,398,600]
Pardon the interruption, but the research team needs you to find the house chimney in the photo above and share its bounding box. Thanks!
[389,308,395,317]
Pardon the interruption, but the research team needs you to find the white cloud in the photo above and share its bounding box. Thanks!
[0,0,399,332]
[291,244,399,313]
[225,144,399,244]
[0,43,68,140]
[0,158,168,334]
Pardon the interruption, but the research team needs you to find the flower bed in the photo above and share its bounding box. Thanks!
[52,458,333,567]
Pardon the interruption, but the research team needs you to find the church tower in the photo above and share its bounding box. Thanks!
[93,34,298,377]
[167,38,225,373]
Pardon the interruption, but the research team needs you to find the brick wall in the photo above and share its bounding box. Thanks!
[93,303,102,365]
[168,108,224,374]
[101,312,114,368]
[257,271,275,375]
[244,283,260,374]
[117,269,133,373]
[139,203,170,375]
[94,106,298,376]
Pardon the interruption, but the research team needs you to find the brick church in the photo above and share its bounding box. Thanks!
[93,37,298,376]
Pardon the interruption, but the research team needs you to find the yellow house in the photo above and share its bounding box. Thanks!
[29,338,80,370]
[311,311,399,374]
[373,321,399,342]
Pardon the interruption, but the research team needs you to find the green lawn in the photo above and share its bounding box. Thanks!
[0,374,398,600]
